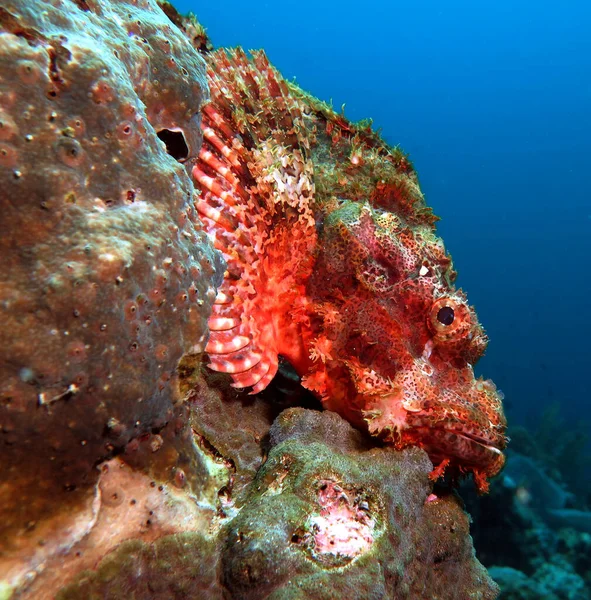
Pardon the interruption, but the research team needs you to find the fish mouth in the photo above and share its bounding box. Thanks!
[409,426,506,472]
[454,430,504,457]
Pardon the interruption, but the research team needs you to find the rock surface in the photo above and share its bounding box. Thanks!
[50,400,499,600]
[221,407,498,600]
[0,0,222,586]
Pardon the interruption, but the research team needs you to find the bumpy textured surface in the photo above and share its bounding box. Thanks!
[5,393,228,599]
[222,408,498,600]
[194,48,507,491]
[56,534,223,600]
[49,406,498,600]
[0,0,222,555]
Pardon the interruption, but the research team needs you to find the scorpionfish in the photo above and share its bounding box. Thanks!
[192,48,507,491]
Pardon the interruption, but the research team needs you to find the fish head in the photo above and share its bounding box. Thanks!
[305,199,507,491]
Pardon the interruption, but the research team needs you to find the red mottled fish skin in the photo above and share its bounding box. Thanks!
[193,48,507,492]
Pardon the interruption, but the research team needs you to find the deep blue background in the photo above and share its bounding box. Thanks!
[176,0,591,431]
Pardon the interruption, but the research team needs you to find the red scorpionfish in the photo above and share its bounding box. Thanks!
[192,49,507,492]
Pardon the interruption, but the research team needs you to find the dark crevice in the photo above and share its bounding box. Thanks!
[48,40,71,84]
[157,128,189,161]
[45,40,71,98]
[72,0,91,11]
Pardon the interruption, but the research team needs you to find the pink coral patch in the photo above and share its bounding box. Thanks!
[310,480,374,560]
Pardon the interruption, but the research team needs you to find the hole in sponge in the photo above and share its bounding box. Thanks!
[157,128,189,161]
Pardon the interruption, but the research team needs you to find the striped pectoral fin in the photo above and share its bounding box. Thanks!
[205,330,251,354]
[205,293,280,394]
[205,308,280,392]
[229,352,279,395]
[207,348,263,375]
[196,48,313,397]
[208,316,241,331]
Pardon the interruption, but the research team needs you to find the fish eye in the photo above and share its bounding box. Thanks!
[436,305,455,326]
[428,297,472,341]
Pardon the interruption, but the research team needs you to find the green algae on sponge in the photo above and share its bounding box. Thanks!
[48,404,498,600]
[221,408,499,600]
[0,0,223,546]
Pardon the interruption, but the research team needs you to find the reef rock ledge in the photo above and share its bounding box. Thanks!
[0,0,498,599]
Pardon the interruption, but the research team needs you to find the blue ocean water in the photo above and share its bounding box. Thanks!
[180,0,591,435]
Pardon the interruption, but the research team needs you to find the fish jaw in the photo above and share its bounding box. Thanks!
[358,373,507,491]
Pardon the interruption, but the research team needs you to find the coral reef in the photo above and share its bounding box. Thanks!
[36,398,498,600]
[0,0,223,584]
[1,1,503,598]
[462,452,591,599]
[488,567,561,600]
[489,563,589,600]
[463,413,591,597]
[510,406,591,506]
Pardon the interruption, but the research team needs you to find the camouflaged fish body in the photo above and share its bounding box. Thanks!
[193,49,507,491]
